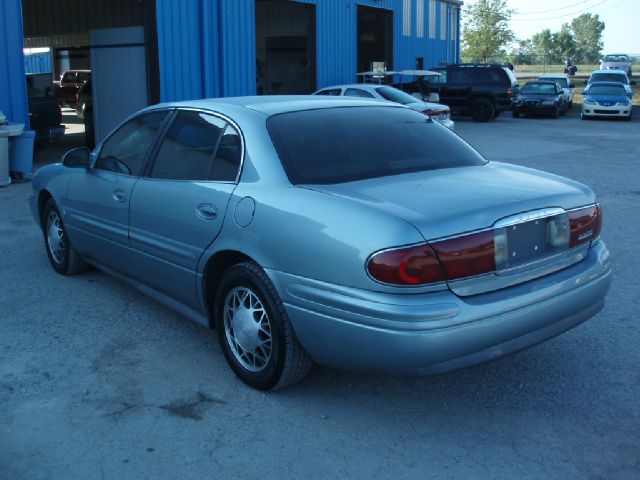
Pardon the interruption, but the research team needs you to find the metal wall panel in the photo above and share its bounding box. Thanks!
[0,0,29,126]
[155,0,461,100]
[24,51,52,74]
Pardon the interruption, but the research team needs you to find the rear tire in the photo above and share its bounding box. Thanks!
[42,199,89,275]
[470,99,495,123]
[215,261,312,390]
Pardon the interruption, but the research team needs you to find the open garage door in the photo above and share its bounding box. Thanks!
[255,0,316,95]
[357,6,393,74]
[22,0,159,154]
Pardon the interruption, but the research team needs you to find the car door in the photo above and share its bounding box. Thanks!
[65,110,170,274]
[128,109,243,311]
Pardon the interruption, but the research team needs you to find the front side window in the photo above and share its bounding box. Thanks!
[95,110,167,176]
[268,106,486,185]
[315,89,342,96]
[151,111,226,181]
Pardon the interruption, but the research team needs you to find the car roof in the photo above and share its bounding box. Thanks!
[316,84,385,91]
[147,95,395,116]
[524,80,558,85]
[538,74,568,78]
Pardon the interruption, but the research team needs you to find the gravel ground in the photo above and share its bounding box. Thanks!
[1,106,638,480]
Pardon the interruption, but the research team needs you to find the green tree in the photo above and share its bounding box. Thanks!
[531,29,555,64]
[461,0,515,62]
[552,24,576,62]
[571,13,605,63]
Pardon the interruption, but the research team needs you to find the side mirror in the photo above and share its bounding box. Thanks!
[62,147,90,168]
[581,90,588,95]
[568,83,575,88]
[630,80,637,86]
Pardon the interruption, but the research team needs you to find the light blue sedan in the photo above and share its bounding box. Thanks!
[31,96,611,390]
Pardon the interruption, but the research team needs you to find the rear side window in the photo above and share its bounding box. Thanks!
[212,125,242,182]
[474,68,506,84]
[268,107,486,185]
[448,68,473,84]
[61,72,75,83]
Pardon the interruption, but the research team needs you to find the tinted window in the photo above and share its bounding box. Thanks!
[76,72,90,84]
[448,68,473,84]
[375,86,417,105]
[345,88,374,98]
[268,107,486,185]
[95,111,167,176]
[474,68,505,84]
[212,125,242,182]
[151,111,226,180]
[61,72,75,83]
[590,73,628,84]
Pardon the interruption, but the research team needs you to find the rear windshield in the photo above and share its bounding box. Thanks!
[591,73,628,84]
[603,55,629,62]
[589,85,627,96]
[267,106,486,185]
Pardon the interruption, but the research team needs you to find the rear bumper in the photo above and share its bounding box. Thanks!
[268,241,611,375]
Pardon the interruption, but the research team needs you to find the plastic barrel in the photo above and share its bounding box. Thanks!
[9,130,36,180]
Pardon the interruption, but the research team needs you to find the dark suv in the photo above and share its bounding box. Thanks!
[426,64,520,122]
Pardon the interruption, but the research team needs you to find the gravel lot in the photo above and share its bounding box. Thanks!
[1,107,639,480]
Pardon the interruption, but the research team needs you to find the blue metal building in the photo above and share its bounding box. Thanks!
[1,0,461,132]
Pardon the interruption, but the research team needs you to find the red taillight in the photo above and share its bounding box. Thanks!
[507,87,513,100]
[367,230,496,286]
[367,243,445,286]
[432,230,495,281]
[568,203,602,247]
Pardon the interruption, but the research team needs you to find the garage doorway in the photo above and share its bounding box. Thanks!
[21,0,159,164]
[357,6,393,74]
[255,0,316,94]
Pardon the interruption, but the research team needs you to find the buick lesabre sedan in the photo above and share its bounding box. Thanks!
[31,97,611,390]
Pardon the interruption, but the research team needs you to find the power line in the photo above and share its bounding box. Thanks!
[512,0,602,16]
[510,0,611,22]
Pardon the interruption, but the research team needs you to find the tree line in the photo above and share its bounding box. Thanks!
[461,0,606,65]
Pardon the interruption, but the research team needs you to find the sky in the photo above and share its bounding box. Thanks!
[466,0,640,54]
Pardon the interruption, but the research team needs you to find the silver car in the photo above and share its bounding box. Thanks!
[31,97,611,390]
[313,84,455,130]
[600,54,632,77]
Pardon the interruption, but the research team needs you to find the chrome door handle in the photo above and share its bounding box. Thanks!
[196,203,218,220]
[112,189,127,203]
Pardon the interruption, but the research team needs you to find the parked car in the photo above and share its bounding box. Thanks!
[599,54,633,77]
[424,63,520,122]
[587,70,635,98]
[512,81,568,118]
[312,84,454,130]
[26,75,65,143]
[538,74,576,107]
[31,97,611,390]
[55,70,90,108]
[581,82,633,121]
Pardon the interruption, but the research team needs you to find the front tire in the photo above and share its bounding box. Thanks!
[42,199,89,275]
[215,262,312,390]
